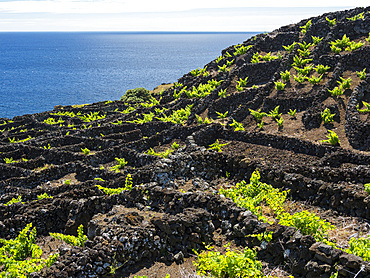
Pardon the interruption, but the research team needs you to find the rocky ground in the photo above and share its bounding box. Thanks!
[0,6,369,278]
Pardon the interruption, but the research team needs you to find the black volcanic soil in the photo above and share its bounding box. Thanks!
[0,6,370,278]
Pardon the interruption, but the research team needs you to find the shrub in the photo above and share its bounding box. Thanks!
[229,119,245,131]
[218,89,226,98]
[110,157,128,172]
[276,117,284,127]
[365,183,370,194]
[43,117,64,125]
[356,68,366,80]
[0,223,59,277]
[146,142,180,159]
[346,236,370,261]
[307,74,323,85]
[288,109,297,118]
[81,147,90,155]
[321,108,335,124]
[314,64,330,74]
[280,70,291,82]
[292,55,312,67]
[4,196,23,206]
[326,17,336,26]
[208,139,229,152]
[120,87,151,103]
[345,41,365,51]
[331,45,341,54]
[96,174,133,195]
[328,86,343,97]
[195,114,213,125]
[294,74,306,84]
[4,157,15,164]
[283,42,296,53]
[337,77,351,90]
[300,20,312,34]
[127,112,154,124]
[321,130,340,146]
[298,48,310,58]
[37,193,53,200]
[278,211,335,242]
[357,101,370,113]
[329,34,351,50]
[78,112,106,122]
[156,105,192,125]
[268,106,282,120]
[218,64,228,72]
[190,67,207,77]
[216,111,228,119]
[234,44,253,56]
[219,170,288,221]
[347,12,364,21]
[194,246,263,278]
[50,225,88,247]
[249,108,267,122]
[275,81,286,91]
[294,65,313,76]
[312,36,323,45]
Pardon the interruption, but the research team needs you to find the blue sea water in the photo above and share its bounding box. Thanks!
[0,32,257,119]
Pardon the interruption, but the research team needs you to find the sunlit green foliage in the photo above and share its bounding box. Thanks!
[292,55,312,67]
[78,112,106,122]
[274,81,286,91]
[190,67,207,77]
[321,130,340,146]
[249,109,267,122]
[195,114,213,125]
[345,41,365,51]
[96,174,133,195]
[81,147,90,155]
[208,139,229,152]
[229,119,245,131]
[294,74,306,84]
[184,80,222,98]
[283,42,296,53]
[194,246,263,278]
[357,101,370,113]
[0,223,59,278]
[219,170,288,221]
[312,36,323,45]
[110,158,128,172]
[50,225,88,247]
[43,117,65,125]
[300,20,312,34]
[36,193,53,200]
[127,112,154,124]
[278,211,335,242]
[288,109,297,118]
[321,108,335,124]
[347,12,364,21]
[326,17,336,26]
[314,64,330,74]
[3,196,23,206]
[268,106,282,120]
[280,70,291,82]
[234,44,253,56]
[146,142,180,159]
[356,68,367,80]
[346,236,370,261]
[307,74,323,85]
[156,105,193,125]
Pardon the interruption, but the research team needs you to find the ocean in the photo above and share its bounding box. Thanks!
[0,32,257,119]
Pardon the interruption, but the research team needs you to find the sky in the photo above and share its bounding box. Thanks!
[0,0,368,32]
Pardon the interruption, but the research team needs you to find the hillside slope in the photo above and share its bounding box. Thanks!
[0,6,369,278]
